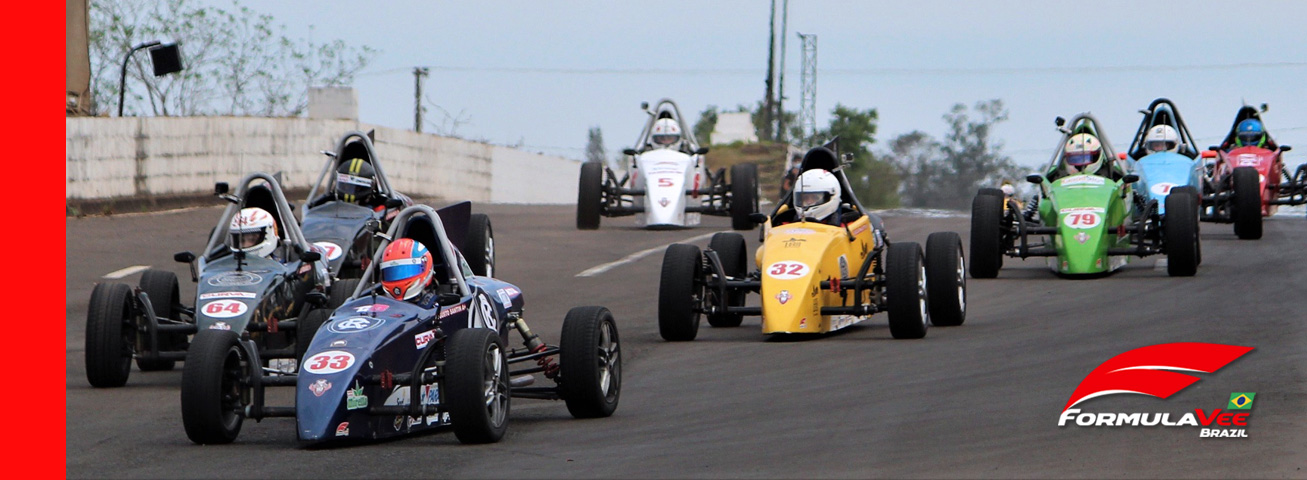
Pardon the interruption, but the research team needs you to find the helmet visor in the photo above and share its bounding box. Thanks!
[336,173,374,196]
[1237,131,1262,146]
[1146,140,1177,152]
[1065,152,1097,167]
[795,191,832,208]
[652,133,680,145]
[232,231,265,249]
[381,257,428,282]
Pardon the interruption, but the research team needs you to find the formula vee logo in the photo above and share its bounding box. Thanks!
[1058,343,1255,438]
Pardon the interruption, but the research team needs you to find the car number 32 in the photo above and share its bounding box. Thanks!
[766,261,810,279]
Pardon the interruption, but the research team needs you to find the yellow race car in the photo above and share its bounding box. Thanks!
[657,146,967,341]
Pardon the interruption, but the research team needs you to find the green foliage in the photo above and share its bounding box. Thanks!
[693,105,718,145]
[815,104,899,208]
[585,127,606,164]
[884,99,1023,209]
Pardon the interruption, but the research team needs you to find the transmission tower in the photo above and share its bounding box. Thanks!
[797,32,817,145]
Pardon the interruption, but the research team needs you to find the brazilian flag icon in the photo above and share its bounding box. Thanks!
[1228,392,1256,410]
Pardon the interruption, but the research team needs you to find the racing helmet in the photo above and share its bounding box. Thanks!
[1144,125,1180,153]
[229,207,280,258]
[1062,133,1104,175]
[793,169,842,221]
[650,118,682,149]
[381,238,435,301]
[335,158,377,204]
[1235,119,1265,147]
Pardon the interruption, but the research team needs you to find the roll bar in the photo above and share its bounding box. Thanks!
[203,172,311,262]
[631,99,701,152]
[353,205,471,299]
[302,131,398,218]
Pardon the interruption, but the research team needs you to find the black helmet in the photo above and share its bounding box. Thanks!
[335,158,376,203]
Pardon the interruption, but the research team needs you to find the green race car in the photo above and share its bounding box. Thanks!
[969,113,1200,278]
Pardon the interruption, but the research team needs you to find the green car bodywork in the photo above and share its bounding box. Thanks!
[1038,173,1136,274]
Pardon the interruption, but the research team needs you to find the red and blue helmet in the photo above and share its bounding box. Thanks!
[381,238,434,301]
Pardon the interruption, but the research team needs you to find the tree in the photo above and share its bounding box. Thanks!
[88,0,375,116]
[693,105,718,145]
[885,131,943,208]
[882,99,1022,209]
[586,127,607,164]
[816,104,899,208]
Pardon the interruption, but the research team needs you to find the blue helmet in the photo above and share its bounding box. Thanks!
[1236,119,1265,147]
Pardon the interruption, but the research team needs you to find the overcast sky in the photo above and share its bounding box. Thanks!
[210,0,1307,169]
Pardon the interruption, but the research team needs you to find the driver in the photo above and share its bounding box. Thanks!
[335,159,384,207]
[649,118,684,151]
[1231,119,1270,149]
[1144,125,1180,154]
[1060,133,1109,177]
[381,238,440,308]
[229,207,282,260]
[793,169,843,225]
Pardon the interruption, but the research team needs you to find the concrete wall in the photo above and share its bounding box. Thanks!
[65,117,580,204]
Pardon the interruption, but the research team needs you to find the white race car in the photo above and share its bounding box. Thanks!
[577,99,758,230]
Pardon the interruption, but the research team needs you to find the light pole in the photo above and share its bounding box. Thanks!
[118,41,184,116]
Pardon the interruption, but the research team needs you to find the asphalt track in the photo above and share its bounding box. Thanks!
[66,204,1307,479]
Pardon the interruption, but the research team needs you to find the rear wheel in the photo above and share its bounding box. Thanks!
[137,269,183,371]
[969,192,1005,278]
[886,242,928,340]
[465,214,495,277]
[181,330,250,444]
[1164,191,1199,277]
[729,163,759,231]
[577,162,604,230]
[658,244,703,341]
[560,306,621,418]
[327,278,360,311]
[925,232,966,326]
[706,233,746,328]
[295,308,331,362]
[85,283,135,388]
[1231,167,1262,240]
[445,328,510,444]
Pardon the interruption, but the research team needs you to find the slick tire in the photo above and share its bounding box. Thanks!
[577,162,604,230]
[730,163,759,231]
[181,330,249,444]
[1163,191,1200,277]
[969,192,1005,278]
[85,283,135,388]
[925,232,966,326]
[1171,186,1202,266]
[295,308,331,363]
[327,278,360,312]
[886,242,928,340]
[1232,167,1262,240]
[560,306,622,419]
[976,187,1004,197]
[137,269,182,371]
[465,214,495,277]
[658,244,703,341]
[706,233,746,328]
[445,328,510,444]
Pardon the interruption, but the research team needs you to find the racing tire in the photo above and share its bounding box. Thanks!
[181,330,250,444]
[1171,186,1202,266]
[137,269,182,371]
[924,232,966,327]
[976,187,1004,197]
[886,242,928,340]
[1231,167,1262,240]
[445,328,510,444]
[706,233,746,328]
[85,282,135,388]
[465,213,495,277]
[577,162,604,230]
[295,308,331,362]
[1163,191,1200,277]
[729,163,759,231]
[560,306,622,419]
[658,244,703,341]
[327,278,360,311]
[969,192,1005,279]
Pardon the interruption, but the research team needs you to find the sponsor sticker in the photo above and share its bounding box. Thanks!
[781,228,817,235]
[850,223,870,237]
[782,237,806,248]
[354,304,389,313]
[337,172,373,187]
[208,321,231,331]
[775,290,791,305]
[346,386,367,410]
[206,271,263,287]
[1060,175,1107,186]
[199,291,256,300]
[497,289,512,308]
[1237,154,1261,166]
[438,303,467,319]
[330,340,347,347]
[314,242,344,261]
[308,378,332,397]
[304,351,355,375]
[658,197,670,207]
[470,294,499,330]
[414,330,435,350]
[335,422,349,436]
[1075,232,1090,244]
[201,300,248,318]
[1150,183,1178,196]
[328,316,386,334]
[766,261,811,280]
[799,318,807,329]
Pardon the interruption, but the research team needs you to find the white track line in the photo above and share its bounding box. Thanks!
[103,265,151,279]
[576,231,721,277]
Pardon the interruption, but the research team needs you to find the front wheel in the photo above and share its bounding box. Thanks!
[577,162,604,230]
[85,283,135,388]
[465,214,495,277]
[560,306,621,418]
[658,244,703,341]
[1231,167,1262,240]
[1164,191,1199,277]
[137,269,184,371]
[925,232,966,326]
[969,192,1005,278]
[706,233,746,328]
[445,328,510,444]
[181,330,250,444]
[886,242,928,339]
[729,163,759,231]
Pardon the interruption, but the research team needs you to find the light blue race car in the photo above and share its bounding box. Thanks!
[1123,98,1206,217]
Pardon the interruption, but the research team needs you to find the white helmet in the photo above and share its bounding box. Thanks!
[650,118,682,149]
[1144,125,1180,154]
[229,207,280,258]
[793,169,841,221]
[1063,133,1104,175]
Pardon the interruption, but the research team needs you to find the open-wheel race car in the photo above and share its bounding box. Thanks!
[300,130,496,277]
[180,203,621,445]
[85,173,340,388]
[1200,104,1304,239]
[969,113,1200,278]
[1123,98,1206,220]
[657,145,966,341]
[576,98,758,230]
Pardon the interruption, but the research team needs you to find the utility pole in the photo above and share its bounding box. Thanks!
[775,0,790,142]
[798,32,817,146]
[761,0,777,141]
[413,67,429,132]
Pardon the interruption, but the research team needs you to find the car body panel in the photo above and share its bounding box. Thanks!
[1040,174,1132,275]
[758,216,876,334]
[635,148,702,227]
[1133,151,1203,215]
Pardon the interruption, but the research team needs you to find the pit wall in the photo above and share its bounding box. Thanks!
[65,117,580,204]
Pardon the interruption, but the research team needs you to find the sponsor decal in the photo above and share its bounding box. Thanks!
[860,241,869,258]
[337,172,373,187]
[1062,211,1101,229]
[424,384,440,406]
[206,271,263,287]
[346,385,367,410]
[1061,260,1069,271]
[850,223,870,237]
[393,416,403,431]
[330,340,346,347]
[199,291,256,300]
[414,330,435,350]
[1237,154,1261,166]
[782,237,806,248]
[775,290,791,305]
[1075,232,1090,244]
[781,228,817,235]
[838,255,849,279]
[1058,206,1106,214]
[503,287,520,297]
[308,379,332,397]
[497,289,512,308]
[658,197,670,207]
[1060,175,1107,186]
[304,351,356,375]
[328,316,386,334]
[201,300,248,318]
[1150,183,1178,196]
[208,321,231,331]
[335,422,349,436]
[296,263,312,275]
[799,318,807,329]
[438,303,467,319]
[766,261,810,280]
[1057,343,1255,438]
[470,293,499,330]
[354,304,389,313]
[1095,258,1103,268]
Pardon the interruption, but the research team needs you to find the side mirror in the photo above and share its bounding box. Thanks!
[640,101,649,111]
[1260,103,1269,113]
[1026,174,1045,184]
[437,293,462,307]
[694,146,710,155]
[174,251,196,263]
[1055,117,1066,127]
[1117,152,1127,160]
[622,148,638,156]
[385,197,404,209]
[1280,145,1292,152]
[214,182,229,195]
[1122,174,1140,184]
[300,251,321,263]
[748,212,768,225]
[306,291,329,307]
[1208,145,1220,152]
[1201,150,1217,159]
